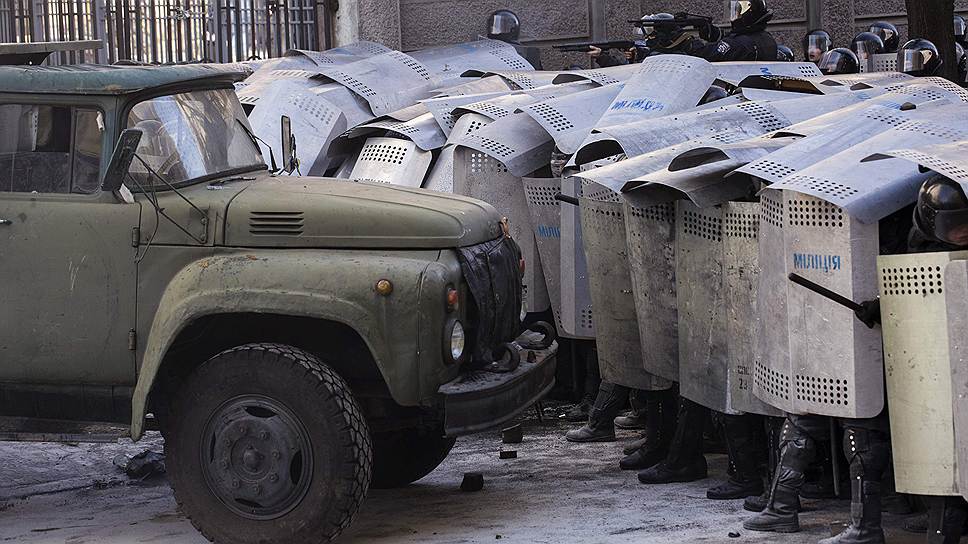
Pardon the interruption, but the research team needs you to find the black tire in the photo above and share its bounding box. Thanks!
[370,428,456,489]
[166,343,372,544]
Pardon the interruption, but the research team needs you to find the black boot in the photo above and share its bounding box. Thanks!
[744,487,769,512]
[637,397,707,484]
[708,413,766,500]
[560,396,592,422]
[565,382,628,442]
[743,417,820,533]
[926,496,968,544]
[819,427,891,544]
[620,388,676,470]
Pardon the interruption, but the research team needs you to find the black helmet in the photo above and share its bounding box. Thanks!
[700,85,730,105]
[913,175,968,247]
[868,21,900,53]
[637,13,677,40]
[851,31,885,64]
[776,44,794,62]
[487,9,520,43]
[727,0,772,31]
[957,42,968,83]
[818,47,859,75]
[956,15,967,45]
[898,38,943,76]
[803,29,833,63]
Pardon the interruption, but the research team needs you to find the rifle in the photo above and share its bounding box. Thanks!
[553,39,645,53]
[629,12,714,31]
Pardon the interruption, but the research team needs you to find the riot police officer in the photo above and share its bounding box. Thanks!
[851,32,886,70]
[818,47,861,75]
[687,0,778,61]
[868,21,900,53]
[777,44,795,61]
[588,13,704,67]
[803,29,833,64]
[898,38,944,77]
[486,9,543,69]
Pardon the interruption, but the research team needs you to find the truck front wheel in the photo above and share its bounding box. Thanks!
[166,343,372,543]
[370,428,456,488]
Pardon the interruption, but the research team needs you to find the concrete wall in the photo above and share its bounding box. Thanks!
[333,0,968,66]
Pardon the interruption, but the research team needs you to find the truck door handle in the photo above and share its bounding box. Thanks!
[0,219,11,225]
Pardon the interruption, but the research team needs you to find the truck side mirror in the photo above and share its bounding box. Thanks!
[102,128,143,196]
[280,115,299,174]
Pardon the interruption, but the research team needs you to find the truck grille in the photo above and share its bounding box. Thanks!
[249,211,304,236]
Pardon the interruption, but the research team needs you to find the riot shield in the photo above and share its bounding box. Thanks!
[878,251,968,496]
[520,82,624,154]
[868,141,968,195]
[862,53,898,73]
[408,39,534,78]
[286,41,391,67]
[581,191,672,390]
[624,199,679,382]
[453,147,549,313]
[476,70,563,90]
[313,50,436,116]
[713,61,822,86]
[347,137,432,187]
[339,112,447,151]
[421,91,508,136]
[430,75,516,97]
[753,189,882,418]
[456,113,555,177]
[675,201,779,415]
[523,177,568,333]
[944,260,968,501]
[559,177,596,339]
[423,113,493,193]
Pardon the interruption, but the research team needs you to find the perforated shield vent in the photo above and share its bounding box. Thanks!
[737,102,786,132]
[528,103,575,132]
[639,57,699,75]
[524,183,559,207]
[880,265,945,296]
[628,202,675,225]
[787,198,845,228]
[799,65,821,77]
[863,109,908,127]
[795,374,850,406]
[889,149,968,181]
[724,210,759,239]
[761,191,784,228]
[489,50,532,71]
[467,101,512,119]
[682,209,723,242]
[896,121,968,141]
[271,69,313,79]
[469,152,509,174]
[755,361,790,400]
[783,175,860,202]
[580,307,594,330]
[288,94,337,125]
[388,50,432,81]
[359,141,409,164]
[749,159,796,180]
[329,70,378,97]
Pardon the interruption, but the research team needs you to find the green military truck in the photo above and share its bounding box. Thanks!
[0,62,556,543]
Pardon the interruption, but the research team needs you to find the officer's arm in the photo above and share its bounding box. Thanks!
[689,36,750,62]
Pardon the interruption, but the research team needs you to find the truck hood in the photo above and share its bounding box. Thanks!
[223,176,505,249]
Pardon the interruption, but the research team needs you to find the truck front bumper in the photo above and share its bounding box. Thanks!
[438,340,557,437]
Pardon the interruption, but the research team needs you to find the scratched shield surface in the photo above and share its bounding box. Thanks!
[523,177,572,335]
[945,260,968,502]
[581,195,671,390]
[559,177,596,339]
[878,251,968,496]
[762,190,883,418]
[624,200,679,383]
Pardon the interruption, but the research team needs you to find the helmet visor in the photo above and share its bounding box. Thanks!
[869,25,897,45]
[489,14,517,36]
[956,17,967,38]
[899,48,934,73]
[806,35,832,62]
[853,40,880,61]
[818,50,855,74]
[728,1,751,22]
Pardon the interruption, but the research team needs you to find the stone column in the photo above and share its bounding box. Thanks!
[819,0,856,48]
[333,0,402,49]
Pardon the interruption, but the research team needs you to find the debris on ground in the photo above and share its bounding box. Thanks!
[502,424,523,444]
[113,450,166,480]
[460,472,484,492]
[499,450,517,459]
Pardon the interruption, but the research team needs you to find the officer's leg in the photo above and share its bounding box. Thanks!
[619,387,677,470]
[926,496,968,544]
[744,414,828,533]
[745,415,784,512]
[819,416,891,544]
[614,388,648,429]
[637,396,708,484]
[562,342,600,422]
[565,380,629,442]
[707,413,767,500]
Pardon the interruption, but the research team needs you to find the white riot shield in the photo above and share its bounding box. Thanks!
[520,82,624,155]
[347,137,432,187]
[456,113,554,177]
[477,70,562,90]
[551,63,644,86]
[286,41,391,67]
[869,141,968,196]
[431,75,516,97]
[879,251,968,496]
[339,112,447,152]
[424,113,493,193]
[860,53,898,73]
[713,61,822,86]
[675,201,780,415]
[408,39,534,78]
[944,260,968,502]
[523,177,568,333]
[581,192,672,390]
[624,200,679,382]
[559,177,596,339]
[453,147,549,313]
[754,189,882,418]
[421,91,508,136]
[313,50,436,116]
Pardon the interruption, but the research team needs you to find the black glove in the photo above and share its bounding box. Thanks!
[699,22,722,42]
[854,299,881,329]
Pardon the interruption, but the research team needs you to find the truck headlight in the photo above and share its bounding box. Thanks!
[444,319,466,364]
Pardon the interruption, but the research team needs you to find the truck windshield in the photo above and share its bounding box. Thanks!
[126,88,265,190]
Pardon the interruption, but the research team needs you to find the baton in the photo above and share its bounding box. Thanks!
[554,193,580,206]
[787,273,863,312]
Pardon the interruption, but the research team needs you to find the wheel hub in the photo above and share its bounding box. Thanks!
[201,395,313,520]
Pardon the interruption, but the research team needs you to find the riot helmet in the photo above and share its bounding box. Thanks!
[956,15,967,45]
[635,13,673,39]
[817,47,859,75]
[868,21,900,53]
[898,38,943,76]
[957,42,968,83]
[487,10,521,43]
[776,44,794,61]
[727,0,772,31]
[913,175,968,247]
[851,31,885,64]
[700,85,730,105]
[803,29,833,63]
